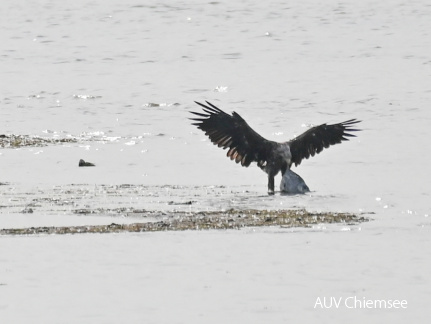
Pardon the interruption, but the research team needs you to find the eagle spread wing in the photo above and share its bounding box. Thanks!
[288,119,361,167]
[190,101,277,167]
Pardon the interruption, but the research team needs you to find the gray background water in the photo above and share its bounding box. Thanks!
[2,0,430,215]
[1,0,431,323]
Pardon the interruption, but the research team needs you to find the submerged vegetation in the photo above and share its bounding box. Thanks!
[0,209,369,235]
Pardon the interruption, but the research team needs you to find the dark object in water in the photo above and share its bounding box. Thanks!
[190,101,360,195]
[280,169,309,194]
[79,159,95,167]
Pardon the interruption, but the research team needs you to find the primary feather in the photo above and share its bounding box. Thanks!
[190,101,278,168]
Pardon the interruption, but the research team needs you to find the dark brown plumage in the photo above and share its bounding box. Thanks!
[190,101,360,194]
[288,118,360,167]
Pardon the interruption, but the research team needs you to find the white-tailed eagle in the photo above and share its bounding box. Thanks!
[190,101,360,194]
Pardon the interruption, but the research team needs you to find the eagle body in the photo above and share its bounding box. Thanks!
[190,101,360,195]
[258,142,292,193]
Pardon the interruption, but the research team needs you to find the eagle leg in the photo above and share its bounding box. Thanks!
[268,175,275,195]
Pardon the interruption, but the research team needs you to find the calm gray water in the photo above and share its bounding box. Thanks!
[1,0,430,217]
[1,0,431,322]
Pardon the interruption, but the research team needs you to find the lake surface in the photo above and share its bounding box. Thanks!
[1,0,430,323]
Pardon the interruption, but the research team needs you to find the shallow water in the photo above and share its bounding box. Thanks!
[1,0,431,323]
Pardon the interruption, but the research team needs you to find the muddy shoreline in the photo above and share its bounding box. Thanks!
[0,209,369,235]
